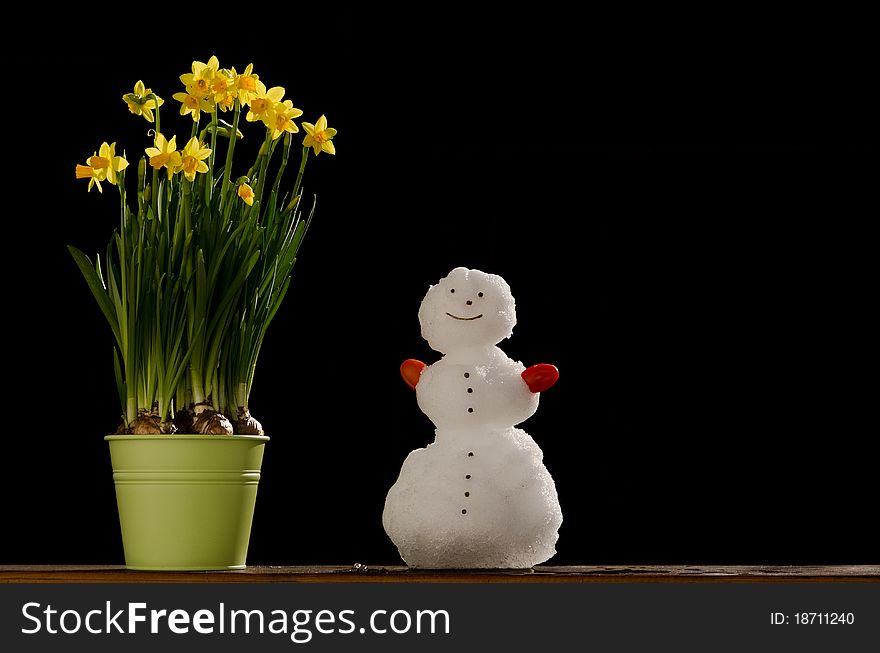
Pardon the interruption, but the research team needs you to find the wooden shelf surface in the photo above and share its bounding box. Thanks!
[2,564,878,584]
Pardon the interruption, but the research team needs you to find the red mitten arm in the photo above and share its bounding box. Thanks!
[521,364,559,393]
[400,359,427,390]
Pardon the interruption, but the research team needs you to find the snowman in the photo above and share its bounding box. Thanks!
[383,267,562,568]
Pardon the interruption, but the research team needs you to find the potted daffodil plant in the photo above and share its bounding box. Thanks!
[69,56,337,570]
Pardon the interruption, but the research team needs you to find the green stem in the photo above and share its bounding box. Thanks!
[292,146,309,202]
[236,382,248,411]
[206,110,218,207]
[181,179,204,408]
[152,104,161,220]
[272,131,293,194]
[221,99,241,211]
[183,179,192,243]
[117,171,135,425]
[190,389,205,409]
[191,370,205,406]
[126,397,137,426]
[252,129,274,208]
[175,384,185,419]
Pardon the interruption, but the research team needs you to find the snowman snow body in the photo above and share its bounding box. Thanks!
[383,267,562,568]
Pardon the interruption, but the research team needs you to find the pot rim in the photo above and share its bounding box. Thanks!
[105,434,269,442]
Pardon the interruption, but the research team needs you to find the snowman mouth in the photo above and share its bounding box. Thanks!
[446,312,483,321]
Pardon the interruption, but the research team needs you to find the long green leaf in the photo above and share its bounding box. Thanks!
[67,246,120,343]
[112,347,125,418]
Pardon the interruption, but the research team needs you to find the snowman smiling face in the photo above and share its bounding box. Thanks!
[419,267,517,354]
[445,306,482,321]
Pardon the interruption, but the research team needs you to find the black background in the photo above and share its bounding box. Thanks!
[2,8,875,565]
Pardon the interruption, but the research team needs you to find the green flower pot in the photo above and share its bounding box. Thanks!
[105,434,269,571]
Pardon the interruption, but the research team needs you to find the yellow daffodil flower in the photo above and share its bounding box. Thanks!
[302,115,337,156]
[246,84,285,124]
[180,56,220,99]
[232,64,260,105]
[216,91,237,112]
[268,100,304,140]
[75,142,128,192]
[238,183,255,206]
[179,137,212,182]
[75,162,106,193]
[144,133,182,179]
[122,80,164,123]
[210,69,234,103]
[93,142,130,185]
[172,89,214,122]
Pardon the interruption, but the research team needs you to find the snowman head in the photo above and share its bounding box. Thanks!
[418,267,516,353]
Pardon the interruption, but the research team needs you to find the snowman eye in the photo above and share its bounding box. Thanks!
[450,289,455,294]
[478,292,484,298]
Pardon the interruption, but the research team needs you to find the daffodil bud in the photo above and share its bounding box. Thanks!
[199,120,244,143]
[214,126,241,140]
[284,195,301,212]
[143,182,151,204]
[218,119,243,140]
[138,157,146,184]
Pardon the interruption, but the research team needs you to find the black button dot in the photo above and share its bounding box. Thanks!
[463,372,470,378]
[467,387,473,393]
[466,300,472,305]
[478,292,484,297]
[450,288,455,293]
[467,452,474,457]
[465,474,471,479]
[464,492,470,497]
[461,509,467,514]
[467,407,474,413]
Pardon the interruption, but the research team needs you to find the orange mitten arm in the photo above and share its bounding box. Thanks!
[400,359,427,390]
[521,364,559,393]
